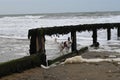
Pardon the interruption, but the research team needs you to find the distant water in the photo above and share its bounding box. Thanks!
[0,11,120,39]
[0,11,120,62]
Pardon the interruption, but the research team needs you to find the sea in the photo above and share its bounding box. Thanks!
[0,11,120,62]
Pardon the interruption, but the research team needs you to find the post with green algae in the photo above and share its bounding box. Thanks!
[107,28,111,40]
[28,29,47,66]
[36,29,45,53]
[37,29,47,66]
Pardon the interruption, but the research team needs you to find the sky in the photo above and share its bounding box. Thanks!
[0,0,120,14]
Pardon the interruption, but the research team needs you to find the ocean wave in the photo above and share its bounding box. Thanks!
[0,15,45,20]
[0,35,27,40]
[1,12,120,62]
[0,12,120,39]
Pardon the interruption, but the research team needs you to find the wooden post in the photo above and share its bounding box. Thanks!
[37,34,45,53]
[92,28,97,45]
[71,31,77,52]
[29,29,47,66]
[117,27,120,40]
[107,28,111,40]
[28,30,37,55]
[36,36,39,52]
[37,30,46,66]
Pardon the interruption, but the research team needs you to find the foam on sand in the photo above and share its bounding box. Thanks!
[63,55,120,64]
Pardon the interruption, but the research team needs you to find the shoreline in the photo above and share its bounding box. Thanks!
[1,51,120,80]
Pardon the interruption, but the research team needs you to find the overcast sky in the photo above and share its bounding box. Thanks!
[0,0,120,14]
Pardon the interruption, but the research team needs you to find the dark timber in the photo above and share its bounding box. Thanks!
[71,31,77,52]
[28,29,46,66]
[92,28,97,45]
[118,27,120,39]
[107,28,111,40]
[28,23,120,66]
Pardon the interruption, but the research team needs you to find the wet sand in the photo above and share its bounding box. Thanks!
[1,51,120,80]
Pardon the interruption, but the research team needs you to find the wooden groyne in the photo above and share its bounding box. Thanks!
[28,23,120,65]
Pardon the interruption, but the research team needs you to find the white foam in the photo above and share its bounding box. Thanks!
[0,14,120,62]
[64,56,120,64]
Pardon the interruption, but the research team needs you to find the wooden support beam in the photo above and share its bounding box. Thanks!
[117,27,120,40]
[29,32,37,55]
[71,31,77,52]
[107,28,111,40]
[29,29,47,66]
[92,28,97,44]
[36,36,39,52]
[37,35,45,53]
[37,32,47,66]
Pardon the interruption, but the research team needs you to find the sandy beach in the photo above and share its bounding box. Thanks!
[1,51,120,80]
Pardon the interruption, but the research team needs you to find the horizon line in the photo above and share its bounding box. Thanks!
[0,10,120,16]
